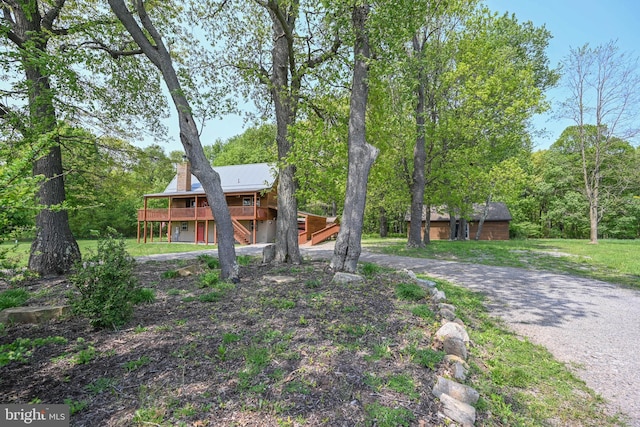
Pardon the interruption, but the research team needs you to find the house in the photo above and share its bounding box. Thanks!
[406,202,512,241]
[137,162,339,245]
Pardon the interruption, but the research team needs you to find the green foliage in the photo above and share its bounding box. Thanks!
[395,283,428,301]
[69,230,140,329]
[236,255,254,266]
[412,348,445,369]
[209,124,277,166]
[198,271,220,288]
[358,262,385,278]
[0,288,30,310]
[131,288,156,304]
[124,355,151,372]
[162,270,179,279]
[198,254,220,269]
[410,304,435,321]
[63,398,87,415]
[0,336,67,366]
[364,402,415,427]
[85,377,117,395]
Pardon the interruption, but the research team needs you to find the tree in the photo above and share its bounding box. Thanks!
[108,0,239,280]
[330,3,378,273]
[415,9,556,242]
[1,0,81,275]
[210,124,277,166]
[559,41,640,243]
[210,0,342,264]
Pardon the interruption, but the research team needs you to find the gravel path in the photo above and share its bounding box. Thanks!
[139,244,640,426]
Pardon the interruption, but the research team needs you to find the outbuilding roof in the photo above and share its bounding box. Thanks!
[408,202,512,222]
[144,162,277,197]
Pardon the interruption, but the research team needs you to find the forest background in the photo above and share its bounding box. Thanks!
[1,0,639,264]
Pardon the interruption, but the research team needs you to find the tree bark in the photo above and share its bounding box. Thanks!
[330,4,378,273]
[379,206,388,238]
[422,202,431,244]
[109,0,238,279]
[4,0,81,275]
[475,194,492,240]
[268,4,301,264]
[407,34,427,249]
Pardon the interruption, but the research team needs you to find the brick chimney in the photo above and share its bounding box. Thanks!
[176,162,191,192]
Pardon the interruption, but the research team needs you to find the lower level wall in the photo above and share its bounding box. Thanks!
[408,220,510,241]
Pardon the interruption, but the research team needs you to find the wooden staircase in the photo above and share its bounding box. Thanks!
[304,223,340,246]
[231,218,251,245]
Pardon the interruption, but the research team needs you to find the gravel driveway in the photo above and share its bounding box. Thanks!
[325,248,639,426]
[140,244,640,426]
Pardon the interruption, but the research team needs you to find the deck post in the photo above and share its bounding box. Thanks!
[143,197,148,243]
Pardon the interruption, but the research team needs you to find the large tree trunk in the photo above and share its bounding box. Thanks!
[407,35,427,249]
[10,3,81,275]
[269,6,301,264]
[475,194,492,241]
[29,143,81,275]
[109,0,238,280]
[330,4,378,273]
[422,202,431,244]
[379,206,388,238]
[588,186,599,244]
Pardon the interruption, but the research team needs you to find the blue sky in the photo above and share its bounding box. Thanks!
[157,1,640,153]
[483,0,640,150]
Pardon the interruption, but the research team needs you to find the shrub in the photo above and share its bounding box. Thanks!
[197,254,220,270]
[395,283,427,301]
[69,230,139,329]
[0,288,30,311]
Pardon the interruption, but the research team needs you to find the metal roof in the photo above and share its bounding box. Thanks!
[407,202,512,222]
[144,163,277,197]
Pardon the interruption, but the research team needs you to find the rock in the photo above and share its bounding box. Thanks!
[262,244,275,263]
[417,278,436,288]
[453,362,468,381]
[177,264,204,276]
[439,308,456,321]
[331,272,364,284]
[403,269,418,280]
[431,289,446,302]
[444,354,468,366]
[264,276,297,284]
[435,322,470,343]
[438,303,456,312]
[453,318,466,328]
[439,393,476,427]
[432,376,479,405]
[0,305,71,325]
[443,336,468,359]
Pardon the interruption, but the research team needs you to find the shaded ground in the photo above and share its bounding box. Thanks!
[1,256,449,426]
[333,247,640,427]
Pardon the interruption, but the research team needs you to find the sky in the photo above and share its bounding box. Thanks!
[484,0,640,150]
[154,1,640,154]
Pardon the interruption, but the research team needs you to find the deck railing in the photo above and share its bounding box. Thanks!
[138,206,270,221]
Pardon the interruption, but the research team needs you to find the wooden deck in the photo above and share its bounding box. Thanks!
[137,206,271,221]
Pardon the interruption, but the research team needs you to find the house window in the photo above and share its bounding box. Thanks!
[242,197,254,206]
[181,222,189,231]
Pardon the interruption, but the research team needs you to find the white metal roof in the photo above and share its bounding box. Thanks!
[146,163,277,197]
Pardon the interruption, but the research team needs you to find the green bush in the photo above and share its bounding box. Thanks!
[0,288,30,310]
[69,230,139,329]
[395,283,427,301]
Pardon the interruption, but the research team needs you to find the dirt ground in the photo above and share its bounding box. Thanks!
[1,257,453,426]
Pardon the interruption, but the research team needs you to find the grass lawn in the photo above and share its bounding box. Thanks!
[1,256,623,426]
[363,237,640,289]
[2,239,216,267]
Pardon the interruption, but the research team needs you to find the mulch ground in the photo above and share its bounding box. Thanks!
[1,257,454,426]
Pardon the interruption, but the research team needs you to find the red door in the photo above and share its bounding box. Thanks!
[197,222,205,243]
